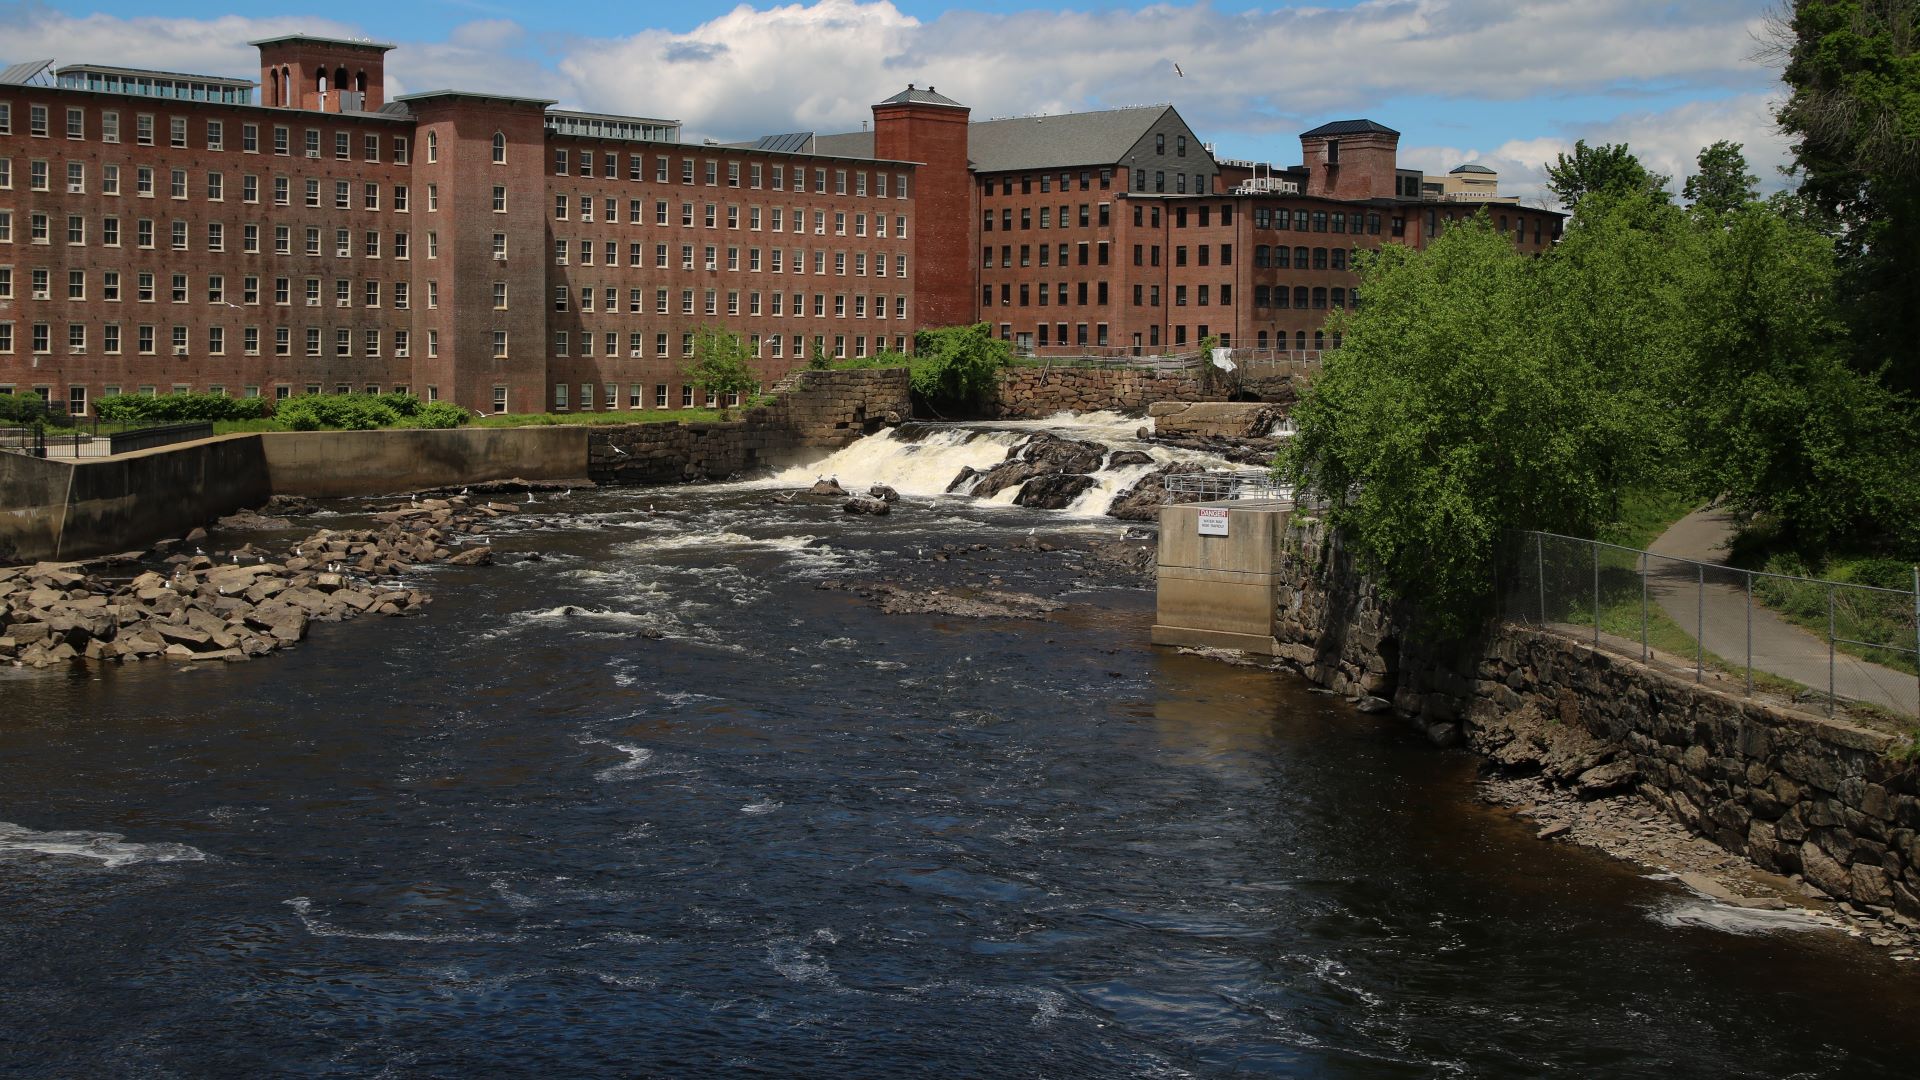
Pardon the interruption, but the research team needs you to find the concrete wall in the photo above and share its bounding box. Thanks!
[2,425,588,563]
[1258,515,1920,922]
[1151,502,1292,655]
[259,427,586,498]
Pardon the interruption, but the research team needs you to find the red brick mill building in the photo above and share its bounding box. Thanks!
[0,35,1562,417]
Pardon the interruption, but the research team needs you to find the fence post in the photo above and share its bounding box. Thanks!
[1828,584,1837,718]
[1745,571,1754,698]
[1696,563,1705,683]
[1913,565,1918,716]
[1592,540,1601,646]
[1640,552,1649,662]
[1536,533,1546,625]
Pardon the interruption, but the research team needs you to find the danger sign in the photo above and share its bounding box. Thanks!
[1197,508,1229,536]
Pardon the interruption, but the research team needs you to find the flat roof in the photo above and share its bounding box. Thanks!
[392,89,558,108]
[57,63,255,89]
[248,34,396,52]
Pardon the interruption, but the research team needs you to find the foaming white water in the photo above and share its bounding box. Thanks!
[764,427,1025,498]
[1652,900,1836,936]
[579,736,657,782]
[0,821,208,868]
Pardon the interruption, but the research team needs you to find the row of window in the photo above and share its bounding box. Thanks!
[982,203,1113,232]
[550,148,909,200]
[554,196,907,238]
[550,240,908,277]
[553,289,909,321]
[552,382,730,411]
[1252,285,1354,311]
[983,281,1114,307]
[553,325,909,362]
[0,267,416,308]
[0,321,422,358]
[986,169,1116,196]
[0,102,409,162]
[983,242,1113,269]
[0,209,413,258]
[0,159,412,213]
[1251,246,1349,270]
[1250,207,1385,235]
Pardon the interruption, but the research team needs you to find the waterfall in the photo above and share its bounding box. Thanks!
[758,411,1265,518]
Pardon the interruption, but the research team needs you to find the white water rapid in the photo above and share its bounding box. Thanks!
[758,410,1265,518]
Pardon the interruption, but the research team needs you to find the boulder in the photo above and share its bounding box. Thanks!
[808,478,848,496]
[447,546,494,566]
[1106,450,1155,469]
[843,497,892,516]
[1106,463,1208,521]
[1013,474,1097,510]
[868,484,901,503]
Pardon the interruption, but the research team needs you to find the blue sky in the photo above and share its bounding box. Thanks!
[2,1,1789,205]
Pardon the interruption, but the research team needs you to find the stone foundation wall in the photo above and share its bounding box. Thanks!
[1269,517,1920,921]
[988,367,1306,419]
[587,367,911,485]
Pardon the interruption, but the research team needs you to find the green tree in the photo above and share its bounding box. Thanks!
[1682,140,1760,215]
[907,323,1013,415]
[1676,203,1919,553]
[1277,219,1676,634]
[682,326,758,406]
[807,340,833,370]
[1544,140,1671,215]
[1775,0,1920,393]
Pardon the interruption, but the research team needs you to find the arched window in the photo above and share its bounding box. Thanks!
[1293,286,1309,309]
[1331,287,1346,309]
[491,132,505,164]
[1311,287,1327,310]
[1295,330,1307,350]
[317,70,328,95]
[268,69,279,106]
[355,71,367,93]
[427,131,438,163]
[334,67,348,93]
[1313,330,1326,350]
[1257,330,1269,349]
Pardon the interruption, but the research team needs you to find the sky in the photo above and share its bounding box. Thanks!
[0,0,1791,207]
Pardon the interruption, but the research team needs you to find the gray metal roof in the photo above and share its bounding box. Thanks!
[391,89,557,108]
[56,62,254,88]
[1299,118,1399,138]
[0,59,54,86]
[877,85,965,109]
[809,104,1183,172]
[965,106,1173,172]
[1449,163,1496,174]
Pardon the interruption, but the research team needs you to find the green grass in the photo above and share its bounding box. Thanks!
[1723,516,1918,678]
[1597,487,1705,550]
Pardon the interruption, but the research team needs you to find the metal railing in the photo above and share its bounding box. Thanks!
[109,422,214,454]
[1504,530,1919,718]
[1163,472,1294,503]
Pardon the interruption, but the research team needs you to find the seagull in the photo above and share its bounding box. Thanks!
[461,486,470,495]
[525,491,536,504]
[195,547,206,557]
[610,445,628,457]
[231,553,239,564]
[563,488,572,498]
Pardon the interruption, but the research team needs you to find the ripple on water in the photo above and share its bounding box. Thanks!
[0,821,208,869]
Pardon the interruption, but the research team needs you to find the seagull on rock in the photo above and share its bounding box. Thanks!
[526,491,536,504]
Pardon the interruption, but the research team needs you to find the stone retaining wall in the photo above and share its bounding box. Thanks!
[1269,516,1920,921]
[988,367,1307,419]
[586,367,910,485]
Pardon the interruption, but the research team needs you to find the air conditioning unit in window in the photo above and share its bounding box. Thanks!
[67,183,84,194]
[493,252,508,261]
[172,346,188,356]
[305,150,321,159]
[630,349,644,358]
[305,298,320,307]
[31,289,49,300]
[336,298,351,307]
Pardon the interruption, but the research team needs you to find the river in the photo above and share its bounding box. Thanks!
[2,419,1918,1077]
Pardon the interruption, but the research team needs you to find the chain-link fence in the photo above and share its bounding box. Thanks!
[1502,531,1920,718]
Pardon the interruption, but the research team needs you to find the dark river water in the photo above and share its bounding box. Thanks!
[4,474,1920,1078]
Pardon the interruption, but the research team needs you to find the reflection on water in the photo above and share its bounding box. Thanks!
[0,481,1916,1078]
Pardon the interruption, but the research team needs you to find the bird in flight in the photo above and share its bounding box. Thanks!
[1173,62,1184,78]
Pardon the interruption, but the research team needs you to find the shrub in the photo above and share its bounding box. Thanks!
[0,392,52,424]
[411,401,471,429]
[97,392,270,424]
[272,394,402,431]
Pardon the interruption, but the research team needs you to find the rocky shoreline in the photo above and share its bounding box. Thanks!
[0,487,548,668]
